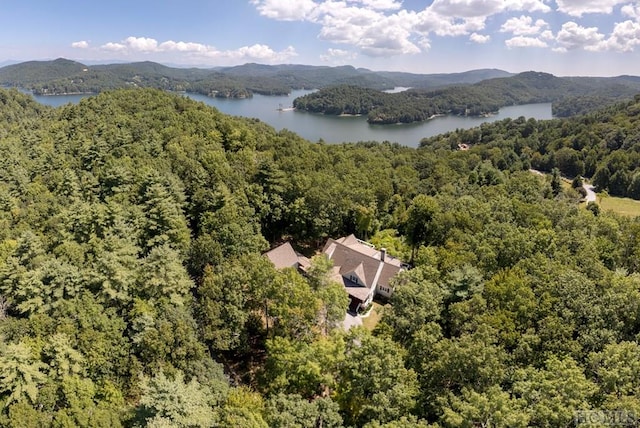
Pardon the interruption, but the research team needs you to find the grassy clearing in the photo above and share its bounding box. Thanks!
[362,301,386,331]
[561,177,573,191]
[596,195,640,218]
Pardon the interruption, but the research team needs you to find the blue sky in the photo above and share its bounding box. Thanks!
[1,0,639,76]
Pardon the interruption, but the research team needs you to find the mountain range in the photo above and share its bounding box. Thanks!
[0,58,512,97]
[1,58,639,120]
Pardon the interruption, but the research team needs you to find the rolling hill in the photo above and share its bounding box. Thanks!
[0,58,511,97]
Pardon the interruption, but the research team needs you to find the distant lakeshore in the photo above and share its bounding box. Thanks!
[29,89,553,147]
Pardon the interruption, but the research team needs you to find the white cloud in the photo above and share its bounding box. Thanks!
[427,0,552,18]
[621,3,640,19]
[414,0,550,39]
[550,8,640,53]
[555,21,605,50]
[253,0,501,57]
[101,37,159,53]
[71,40,89,49]
[556,0,628,17]
[250,0,317,21]
[101,42,127,52]
[417,37,432,50]
[358,11,421,55]
[315,2,385,44]
[323,48,352,57]
[415,9,487,37]
[540,30,555,40]
[352,0,403,10]
[313,3,421,56]
[246,0,637,59]
[359,32,421,56]
[260,0,555,58]
[500,15,548,35]
[226,44,297,62]
[505,35,548,48]
[504,0,551,13]
[470,32,491,43]
[596,20,640,51]
[413,9,449,34]
[320,48,358,62]
[95,36,296,64]
[124,36,158,52]
[158,41,209,53]
[429,0,504,18]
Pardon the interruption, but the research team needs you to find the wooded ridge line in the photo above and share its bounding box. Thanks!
[0,58,511,97]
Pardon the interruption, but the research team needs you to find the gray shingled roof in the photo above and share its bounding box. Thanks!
[323,234,402,291]
[264,242,299,269]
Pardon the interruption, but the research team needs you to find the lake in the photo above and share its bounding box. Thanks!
[32,89,553,148]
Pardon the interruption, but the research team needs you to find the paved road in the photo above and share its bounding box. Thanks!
[583,183,596,202]
[530,169,597,203]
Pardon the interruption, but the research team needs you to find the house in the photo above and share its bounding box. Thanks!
[264,242,311,272]
[323,234,404,313]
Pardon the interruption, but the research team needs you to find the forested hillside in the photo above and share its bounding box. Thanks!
[1,87,640,426]
[0,58,510,97]
[421,94,640,199]
[293,72,640,123]
[0,59,263,98]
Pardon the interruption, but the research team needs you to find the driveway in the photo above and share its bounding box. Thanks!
[583,183,596,203]
[343,312,362,331]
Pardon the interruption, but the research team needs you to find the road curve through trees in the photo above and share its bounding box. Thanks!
[583,183,596,203]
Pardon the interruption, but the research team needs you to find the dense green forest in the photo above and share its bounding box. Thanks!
[421,94,640,199]
[293,72,640,123]
[0,59,511,99]
[1,87,640,426]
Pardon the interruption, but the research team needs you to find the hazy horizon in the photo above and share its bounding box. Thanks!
[3,57,640,79]
[1,1,640,77]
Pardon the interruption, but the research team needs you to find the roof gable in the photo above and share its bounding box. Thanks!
[323,236,403,290]
[264,242,299,270]
[344,262,367,286]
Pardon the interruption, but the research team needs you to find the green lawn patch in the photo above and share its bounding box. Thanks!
[597,195,640,218]
[361,301,386,331]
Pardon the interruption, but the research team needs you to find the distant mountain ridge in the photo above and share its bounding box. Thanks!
[376,68,513,88]
[0,58,513,97]
[0,58,87,85]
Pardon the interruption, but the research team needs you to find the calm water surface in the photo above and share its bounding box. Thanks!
[33,90,553,148]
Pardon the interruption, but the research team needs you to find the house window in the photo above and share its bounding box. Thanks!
[350,275,358,284]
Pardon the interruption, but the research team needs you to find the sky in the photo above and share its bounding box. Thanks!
[1,0,639,76]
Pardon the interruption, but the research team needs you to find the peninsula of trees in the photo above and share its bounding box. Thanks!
[293,72,640,123]
[1,86,640,426]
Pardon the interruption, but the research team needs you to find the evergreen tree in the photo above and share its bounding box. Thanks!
[0,342,47,407]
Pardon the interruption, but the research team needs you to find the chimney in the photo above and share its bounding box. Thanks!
[380,248,386,262]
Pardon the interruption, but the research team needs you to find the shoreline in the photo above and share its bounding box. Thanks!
[33,91,96,96]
